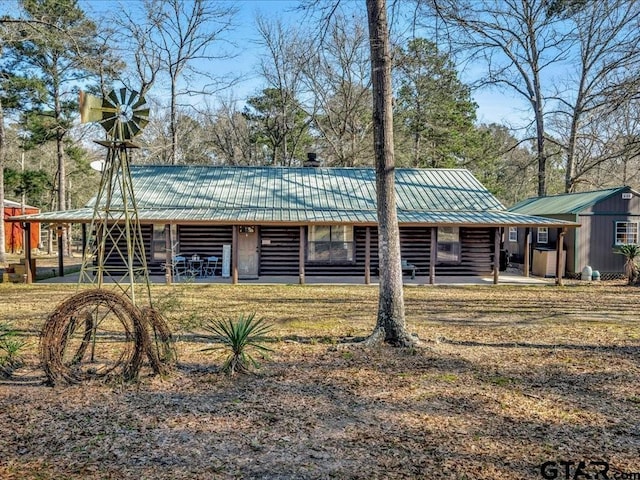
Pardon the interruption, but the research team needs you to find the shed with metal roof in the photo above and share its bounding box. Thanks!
[509,186,640,278]
[11,166,577,284]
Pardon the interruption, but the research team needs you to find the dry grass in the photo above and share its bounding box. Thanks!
[0,280,639,479]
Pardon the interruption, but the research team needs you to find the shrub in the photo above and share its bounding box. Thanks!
[614,244,640,284]
[201,313,273,375]
[0,323,26,376]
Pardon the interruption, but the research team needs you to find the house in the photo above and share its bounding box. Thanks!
[3,199,40,253]
[508,186,640,278]
[11,165,576,284]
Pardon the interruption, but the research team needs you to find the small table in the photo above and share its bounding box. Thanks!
[188,258,203,277]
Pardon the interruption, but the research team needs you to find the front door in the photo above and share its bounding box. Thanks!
[238,226,259,279]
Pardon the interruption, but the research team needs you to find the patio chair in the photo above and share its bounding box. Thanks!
[172,255,188,280]
[203,256,219,277]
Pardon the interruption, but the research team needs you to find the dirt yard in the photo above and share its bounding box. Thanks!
[0,280,639,479]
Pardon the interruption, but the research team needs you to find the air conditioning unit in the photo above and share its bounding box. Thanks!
[622,193,633,200]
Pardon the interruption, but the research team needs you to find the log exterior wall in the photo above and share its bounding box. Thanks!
[105,223,495,277]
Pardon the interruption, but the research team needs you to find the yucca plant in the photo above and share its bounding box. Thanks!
[201,313,273,375]
[614,244,640,285]
[0,323,26,376]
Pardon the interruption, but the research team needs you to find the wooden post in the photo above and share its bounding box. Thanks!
[524,227,530,278]
[555,228,566,286]
[164,224,172,285]
[430,227,436,285]
[24,223,33,284]
[365,227,371,285]
[232,225,238,284]
[81,223,87,255]
[57,225,64,277]
[299,226,305,284]
[493,227,500,285]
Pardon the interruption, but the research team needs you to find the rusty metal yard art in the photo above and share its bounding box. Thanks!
[40,88,175,385]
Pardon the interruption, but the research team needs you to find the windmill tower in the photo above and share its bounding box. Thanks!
[78,88,151,305]
[38,88,174,386]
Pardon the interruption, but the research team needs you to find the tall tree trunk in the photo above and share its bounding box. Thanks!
[0,98,6,263]
[54,83,68,256]
[171,76,178,165]
[366,0,414,347]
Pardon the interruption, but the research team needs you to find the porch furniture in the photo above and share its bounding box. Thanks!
[401,259,416,279]
[172,256,188,279]
[203,256,219,277]
[188,255,203,277]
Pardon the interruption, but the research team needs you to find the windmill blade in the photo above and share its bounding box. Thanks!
[107,89,120,108]
[126,90,140,106]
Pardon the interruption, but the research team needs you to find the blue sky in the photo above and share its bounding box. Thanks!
[3,0,527,127]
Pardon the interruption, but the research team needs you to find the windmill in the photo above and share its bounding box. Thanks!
[78,88,151,302]
[39,88,174,385]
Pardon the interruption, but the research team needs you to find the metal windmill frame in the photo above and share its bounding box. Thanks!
[78,88,151,305]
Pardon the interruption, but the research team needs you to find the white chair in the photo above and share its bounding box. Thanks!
[203,256,219,277]
[172,256,188,280]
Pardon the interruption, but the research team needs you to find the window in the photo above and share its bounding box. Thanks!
[537,227,548,244]
[508,227,518,242]
[308,226,355,263]
[615,222,639,245]
[437,227,461,263]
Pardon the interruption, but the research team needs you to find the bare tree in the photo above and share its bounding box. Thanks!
[429,0,573,196]
[302,13,373,166]
[133,0,238,165]
[252,16,314,165]
[550,0,640,192]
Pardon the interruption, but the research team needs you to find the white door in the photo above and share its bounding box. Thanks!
[238,227,259,279]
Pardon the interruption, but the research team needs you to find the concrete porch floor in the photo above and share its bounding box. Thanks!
[38,272,552,286]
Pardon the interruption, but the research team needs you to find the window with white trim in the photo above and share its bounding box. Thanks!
[308,225,355,263]
[615,221,639,245]
[537,227,548,244]
[508,227,518,242]
[437,227,461,263]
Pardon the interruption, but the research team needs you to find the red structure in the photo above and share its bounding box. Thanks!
[3,199,40,253]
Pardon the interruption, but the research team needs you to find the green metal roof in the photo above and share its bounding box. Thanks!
[509,187,631,215]
[12,166,578,227]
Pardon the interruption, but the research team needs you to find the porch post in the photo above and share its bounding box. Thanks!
[24,223,33,284]
[493,227,500,285]
[232,225,238,284]
[81,223,87,255]
[524,227,530,278]
[299,226,305,284]
[555,228,566,286]
[57,224,64,277]
[365,226,371,285]
[429,227,437,285]
[164,224,172,285]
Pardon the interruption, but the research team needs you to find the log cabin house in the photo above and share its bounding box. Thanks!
[11,165,576,284]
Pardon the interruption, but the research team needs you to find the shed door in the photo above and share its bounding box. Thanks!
[238,227,259,279]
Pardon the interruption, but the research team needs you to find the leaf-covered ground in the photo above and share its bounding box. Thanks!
[0,281,639,479]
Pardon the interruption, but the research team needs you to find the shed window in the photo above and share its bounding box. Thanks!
[437,227,461,263]
[537,227,548,244]
[508,227,518,242]
[308,226,355,263]
[615,222,639,245]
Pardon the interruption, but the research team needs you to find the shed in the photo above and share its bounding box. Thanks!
[3,199,40,253]
[11,166,576,284]
[508,186,640,278]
